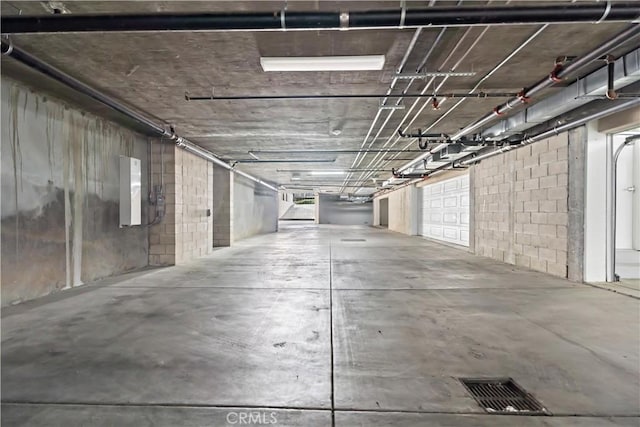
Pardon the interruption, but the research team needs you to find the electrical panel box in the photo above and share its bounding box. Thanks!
[120,156,142,226]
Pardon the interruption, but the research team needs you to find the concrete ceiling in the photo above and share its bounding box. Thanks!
[1,1,637,194]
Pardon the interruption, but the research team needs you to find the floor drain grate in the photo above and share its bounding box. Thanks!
[460,378,547,415]
[341,239,366,242]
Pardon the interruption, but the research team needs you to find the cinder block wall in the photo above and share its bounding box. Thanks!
[149,144,214,265]
[175,149,213,263]
[472,134,570,277]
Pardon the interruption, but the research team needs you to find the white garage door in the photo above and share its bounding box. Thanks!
[418,174,470,247]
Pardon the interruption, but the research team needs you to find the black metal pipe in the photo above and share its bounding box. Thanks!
[252,149,425,154]
[0,39,279,190]
[230,159,336,163]
[1,39,166,136]
[2,4,639,34]
[606,57,618,99]
[185,92,517,101]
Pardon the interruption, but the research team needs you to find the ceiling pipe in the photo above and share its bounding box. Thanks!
[449,23,640,141]
[354,25,488,186]
[185,92,519,101]
[342,26,424,192]
[396,23,640,174]
[0,39,278,192]
[459,98,640,166]
[342,33,443,191]
[2,3,639,34]
[481,47,640,139]
[251,149,425,154]
[363,24,549,184]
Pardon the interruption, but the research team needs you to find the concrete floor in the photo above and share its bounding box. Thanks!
[2,222,639,426]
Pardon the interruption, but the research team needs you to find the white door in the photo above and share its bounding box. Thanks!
[418,174,470,247]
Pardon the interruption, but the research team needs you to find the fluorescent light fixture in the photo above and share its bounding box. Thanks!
[260,55,385,72]
[309,171,345,176]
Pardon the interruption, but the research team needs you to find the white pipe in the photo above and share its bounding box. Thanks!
[341,27,424,191]
[394,24,549,174]
[353,24,487,186]
[606,134,616,282]
[177,137,278,192]
[608,134,639,282]
[457,98,640,167]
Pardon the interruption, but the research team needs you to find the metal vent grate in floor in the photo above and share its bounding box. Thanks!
[341,239,366,242]
[460,378,547,415]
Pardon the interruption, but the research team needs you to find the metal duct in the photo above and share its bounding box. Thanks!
[460,98,640,166]
[482,47,640,139]
[0,39,277,192]
[2,3,639,33]
[449,24,640,142]
[396,24,640,173]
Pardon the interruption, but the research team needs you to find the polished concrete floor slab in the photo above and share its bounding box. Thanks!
[2,223,639,426]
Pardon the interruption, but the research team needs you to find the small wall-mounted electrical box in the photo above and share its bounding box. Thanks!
[120,156,142,226]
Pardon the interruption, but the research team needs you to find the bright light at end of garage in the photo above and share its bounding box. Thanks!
[260,55,385,72]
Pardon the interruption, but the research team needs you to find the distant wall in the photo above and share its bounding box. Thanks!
[1,78,149,306]
[317,194,372,225]
[233,174,278,241]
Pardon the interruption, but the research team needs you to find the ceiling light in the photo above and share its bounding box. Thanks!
[309,171,345,176]
[260,55,385,72]
[331,129,342,136]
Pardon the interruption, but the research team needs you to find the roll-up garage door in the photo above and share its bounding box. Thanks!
[418,174,470,247]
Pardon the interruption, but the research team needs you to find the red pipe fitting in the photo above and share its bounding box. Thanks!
[493,106,504,116]
[517,89,530,104]
[549,63,563,83]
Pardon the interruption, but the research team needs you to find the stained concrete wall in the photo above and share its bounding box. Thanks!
[232,174,278,241]
[471,133,570,278]
[1,78,149,305]
[317,194,373,225]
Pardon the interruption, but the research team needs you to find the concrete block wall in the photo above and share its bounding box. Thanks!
[175,149,213,263]
[472,133,570,277]
[149,144,214,265]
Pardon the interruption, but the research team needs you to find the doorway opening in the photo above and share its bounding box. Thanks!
[612,129,640,288]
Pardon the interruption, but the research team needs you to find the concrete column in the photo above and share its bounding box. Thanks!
[149,143,177,266]
[583,122,608,282]
[567,127,586,282]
